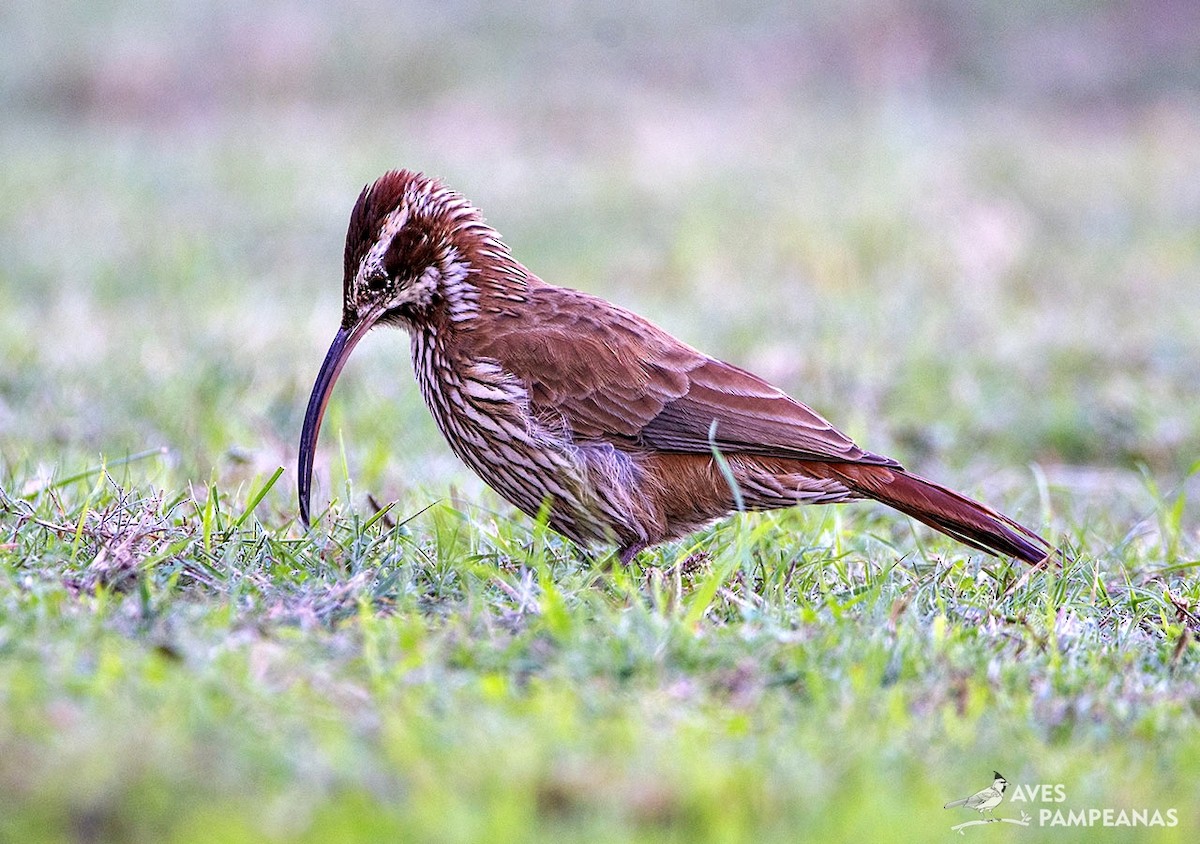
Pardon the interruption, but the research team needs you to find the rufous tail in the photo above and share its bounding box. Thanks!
[828,464,1051,564]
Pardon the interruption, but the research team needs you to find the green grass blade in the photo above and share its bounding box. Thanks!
[231,467,284,529]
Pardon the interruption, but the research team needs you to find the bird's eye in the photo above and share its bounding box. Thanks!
[365,271,388,292]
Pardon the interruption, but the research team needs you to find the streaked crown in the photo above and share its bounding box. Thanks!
[340,169,518,330]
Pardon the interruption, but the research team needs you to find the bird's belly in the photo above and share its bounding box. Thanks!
[429,401,629,545]
[411,344,642,546]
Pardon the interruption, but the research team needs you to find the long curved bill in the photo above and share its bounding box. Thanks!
[298,308,383,527]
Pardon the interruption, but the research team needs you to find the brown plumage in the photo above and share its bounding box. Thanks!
[299,169,1051,565]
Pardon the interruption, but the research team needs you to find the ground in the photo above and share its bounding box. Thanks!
[1,1,1199,841]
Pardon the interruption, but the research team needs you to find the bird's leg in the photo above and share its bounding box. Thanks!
[618,543,646,566]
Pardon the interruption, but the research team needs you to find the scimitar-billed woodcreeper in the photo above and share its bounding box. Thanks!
[299,170,1051,566]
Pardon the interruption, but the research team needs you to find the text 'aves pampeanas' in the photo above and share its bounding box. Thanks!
[298,170,1051,566]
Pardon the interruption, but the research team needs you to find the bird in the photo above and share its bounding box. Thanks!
[944,772,1008,815]
[298,169,1051,566]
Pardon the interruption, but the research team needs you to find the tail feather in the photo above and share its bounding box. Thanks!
[828,464,1051,564]
[943,798,968,809]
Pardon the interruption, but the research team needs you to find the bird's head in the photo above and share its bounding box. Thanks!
[339,169,487,331]
[298,170,516,526]
[993,772,1007,790]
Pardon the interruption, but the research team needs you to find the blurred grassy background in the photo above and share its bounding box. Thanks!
[2,1,1200,841]
[3,0,1199,492]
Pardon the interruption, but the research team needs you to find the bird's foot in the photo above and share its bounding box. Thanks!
[671,551,712,585]
[643,550,712,600]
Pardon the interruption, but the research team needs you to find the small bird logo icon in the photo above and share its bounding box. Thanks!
[944,771,1008,815]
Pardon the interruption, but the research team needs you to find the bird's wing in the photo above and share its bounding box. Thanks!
[966,787,998,807]
[476,285,899,467]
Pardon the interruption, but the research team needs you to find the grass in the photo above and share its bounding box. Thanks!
[3,1,1200,841]
[4,466,1199,842]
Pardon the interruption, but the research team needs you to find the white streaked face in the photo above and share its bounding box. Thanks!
[351,205,477,326]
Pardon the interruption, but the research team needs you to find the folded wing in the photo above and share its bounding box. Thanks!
[478,284,899,467]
